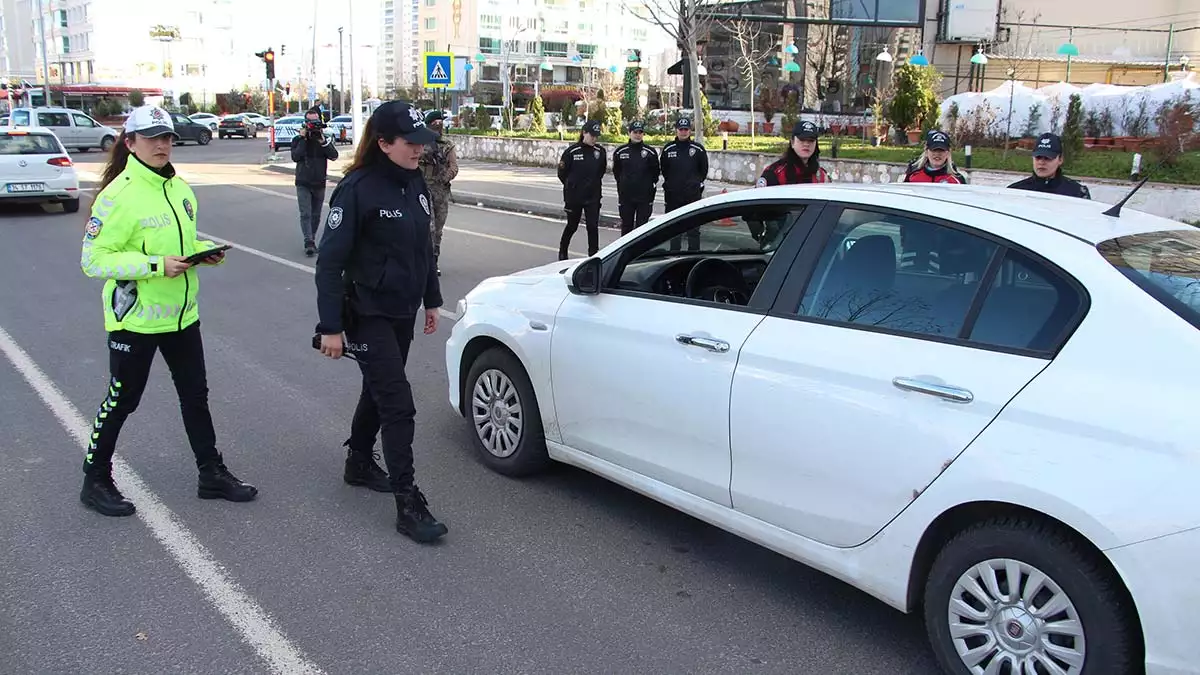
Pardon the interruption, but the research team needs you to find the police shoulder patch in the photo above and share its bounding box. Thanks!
[182,198,195,222]
[419,193,431,215]
[327,206,344,229]
[755,177,767,188]
[85,216,103,238]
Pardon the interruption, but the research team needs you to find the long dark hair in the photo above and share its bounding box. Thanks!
[97,130,132,193]
[344,118,400,174]
[782,143,822,179]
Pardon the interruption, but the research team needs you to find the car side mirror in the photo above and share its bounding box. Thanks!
[568,257,602,295]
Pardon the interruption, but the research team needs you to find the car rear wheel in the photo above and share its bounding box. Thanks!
[464,347,548,476]
[61,198,80,214]
[198,130,211,145]
[923,517,1138,675]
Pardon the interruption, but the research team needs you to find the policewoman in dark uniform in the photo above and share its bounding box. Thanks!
[757,120,830,187]
[661,117,708,251]
[557,120,607,260]
[314,100,447,543]
[1008,132,1091,199]
[612,120,660,235]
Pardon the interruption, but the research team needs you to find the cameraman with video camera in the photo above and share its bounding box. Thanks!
[291,106,339,256]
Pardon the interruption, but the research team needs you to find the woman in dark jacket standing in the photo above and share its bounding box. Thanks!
[314,100,447,544]
[756,120,830,187]
[556,120,607,260]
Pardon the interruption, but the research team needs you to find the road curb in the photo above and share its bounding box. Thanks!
[260,163,623,230]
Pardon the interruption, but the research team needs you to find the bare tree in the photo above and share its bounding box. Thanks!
[726,18,772,140]
[623,0,715,141]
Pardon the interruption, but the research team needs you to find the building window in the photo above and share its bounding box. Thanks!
[61,36,70,53]
[577,44,596,57]
[541,41,568,57]
[478,37,501,54]
[577,23,593,32]
[425,0,435,5]
[424,40,436,51]
[424,17,436,29]
[480,14,500,30]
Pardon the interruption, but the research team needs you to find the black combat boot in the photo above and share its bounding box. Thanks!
[343,445,390,492]
[394,485,448,543]
[197,458,258,502]
[80,463,136,517]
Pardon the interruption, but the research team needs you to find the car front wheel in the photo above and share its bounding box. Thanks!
[924,517,1139,675]
[198,130,211,145]
[464,347,548,476]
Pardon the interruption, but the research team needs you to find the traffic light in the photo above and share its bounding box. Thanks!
[255,48,276,80]
[281,44,286,56]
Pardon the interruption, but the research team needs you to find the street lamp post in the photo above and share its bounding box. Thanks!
[338,27,345,115]
[35,0,52,106]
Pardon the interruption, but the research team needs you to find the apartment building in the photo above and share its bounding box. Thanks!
[399,0,420,89]
[11,0,245,105]
[417,0,672,106]
[379,0,397,94]
[0,0,36,82]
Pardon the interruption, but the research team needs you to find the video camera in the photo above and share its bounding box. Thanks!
[304,119,327,132]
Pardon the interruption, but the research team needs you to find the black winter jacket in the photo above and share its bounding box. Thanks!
[314,160,441,334]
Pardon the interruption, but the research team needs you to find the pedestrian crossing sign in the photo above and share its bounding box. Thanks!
[422,52,454,89]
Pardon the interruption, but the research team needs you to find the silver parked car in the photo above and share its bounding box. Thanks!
[5,106,119,153]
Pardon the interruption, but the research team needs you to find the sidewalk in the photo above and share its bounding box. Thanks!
[261,158,747,229]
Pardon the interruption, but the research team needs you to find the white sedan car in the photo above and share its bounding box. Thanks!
[0,128,80,212]
[446,183,1200,674]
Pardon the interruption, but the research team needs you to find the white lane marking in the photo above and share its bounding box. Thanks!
[208,180,592,260]
[197,232,461,321]
[0,324,324,675]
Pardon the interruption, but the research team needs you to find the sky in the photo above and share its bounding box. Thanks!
[234,0,382,92]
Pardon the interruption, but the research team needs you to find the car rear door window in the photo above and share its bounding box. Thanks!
[965,248,1085,352]
[797,208,999,339]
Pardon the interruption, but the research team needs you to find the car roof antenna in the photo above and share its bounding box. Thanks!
[1102,176,1150,218]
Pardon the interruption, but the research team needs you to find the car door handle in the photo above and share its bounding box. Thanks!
[676,334,730,353]
[892,377,974,404]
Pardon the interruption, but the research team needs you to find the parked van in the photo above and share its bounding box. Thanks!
[5,107,119,153]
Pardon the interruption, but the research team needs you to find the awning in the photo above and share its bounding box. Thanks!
[47,85,166,96]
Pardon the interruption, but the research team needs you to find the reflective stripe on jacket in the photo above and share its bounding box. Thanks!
[81,156,222,334]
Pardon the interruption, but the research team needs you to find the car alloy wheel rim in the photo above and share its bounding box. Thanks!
[947,558,1086,674]
[471,369,523,458]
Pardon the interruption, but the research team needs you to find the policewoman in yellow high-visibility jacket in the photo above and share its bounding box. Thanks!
[79,105,257,517]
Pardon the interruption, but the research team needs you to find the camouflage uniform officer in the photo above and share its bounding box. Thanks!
[418,110,459,275]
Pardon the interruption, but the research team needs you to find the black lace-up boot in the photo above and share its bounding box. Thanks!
[394,484,448,543]
[343,443,390,493]
[197,458,258,502]
[80,462,136,517]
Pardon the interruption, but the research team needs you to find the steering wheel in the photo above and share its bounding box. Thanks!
[684,258,751,305]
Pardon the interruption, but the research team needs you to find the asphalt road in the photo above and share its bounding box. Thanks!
[0,142,939,674]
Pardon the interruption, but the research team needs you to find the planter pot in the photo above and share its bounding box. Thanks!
[762,122,775,134]
[830,124,843,135]
[847,125,861,135]
[718,120,740,133]
[906,129,922,144]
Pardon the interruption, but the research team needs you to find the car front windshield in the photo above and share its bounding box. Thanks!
[1097,228,1200,329]
[0,134,61,155]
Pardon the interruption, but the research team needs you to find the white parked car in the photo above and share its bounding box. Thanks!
[188,112,220,131]
[446,183,1200,674]
[0,128,80,212]
[270,115,335,150]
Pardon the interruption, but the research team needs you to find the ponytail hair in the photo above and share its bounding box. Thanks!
[97,130,132,193]
[344,117,395,175]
